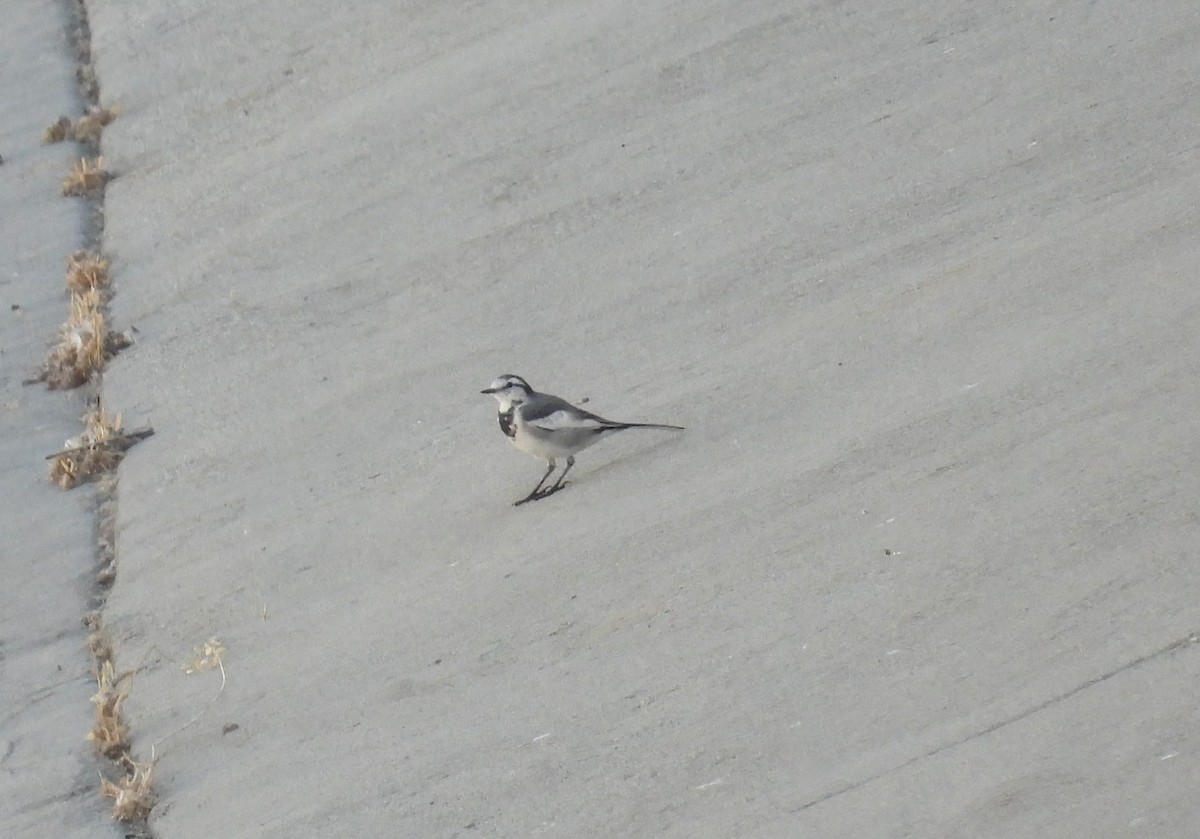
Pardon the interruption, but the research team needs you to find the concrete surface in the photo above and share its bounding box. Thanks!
[0,2,112,837]
[14,0,1200,836]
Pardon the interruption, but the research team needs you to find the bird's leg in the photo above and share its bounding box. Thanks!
[514,461,557,506]
[549,455,575,491]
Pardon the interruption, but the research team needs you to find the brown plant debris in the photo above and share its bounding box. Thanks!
[38,289,105,388]
[61,156,109,196]
[66,250,110,293]
[85,628,114,673]
[46,405,154,489]
[96,489,118,589]
[87,660,130,759]
[44,107,120,144]
[184,638,227,674]
[25,289,132,390]
[43,116,74,144]
[73,105,119,143]
[161,637,229,744]
[101,757,156,823]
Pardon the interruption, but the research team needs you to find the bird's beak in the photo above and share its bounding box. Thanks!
[480,387,497,394]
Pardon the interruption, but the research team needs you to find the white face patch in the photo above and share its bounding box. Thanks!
[486,378,530,412]
[493,393,520,412]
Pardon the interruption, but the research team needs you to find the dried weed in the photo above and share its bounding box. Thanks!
[43,116,74,144]
[72,105,119,143]
[47,404,151,489]
[28,289,132,391]
[44,107,120,144]
[184,638,227,674]
[66,250,110,293]
[87,660,130,759]
[101,757,156,822]
[61,156,109,196]
[84,629,113,672]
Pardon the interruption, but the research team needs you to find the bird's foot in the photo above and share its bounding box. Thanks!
[513,482,570,506]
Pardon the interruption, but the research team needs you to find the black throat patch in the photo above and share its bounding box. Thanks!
[498,407,517,439]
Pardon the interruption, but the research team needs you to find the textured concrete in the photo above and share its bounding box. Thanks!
[0,2,112,837]
[67,0,1200,836]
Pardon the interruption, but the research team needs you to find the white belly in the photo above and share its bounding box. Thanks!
[510,419,609,462]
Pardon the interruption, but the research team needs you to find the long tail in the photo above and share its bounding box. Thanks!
[609,422,685,431]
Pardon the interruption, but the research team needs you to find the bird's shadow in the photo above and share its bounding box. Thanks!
[571,431,685,484]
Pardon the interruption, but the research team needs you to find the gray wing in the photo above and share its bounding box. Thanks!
[520,393,621,431]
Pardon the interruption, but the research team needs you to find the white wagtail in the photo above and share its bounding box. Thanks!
[481,374,684,505]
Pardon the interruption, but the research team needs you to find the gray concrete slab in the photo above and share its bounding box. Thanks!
[0,1,113,836]
[81,0,1200,836]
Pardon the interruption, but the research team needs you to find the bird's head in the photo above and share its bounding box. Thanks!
[481,374,533,409]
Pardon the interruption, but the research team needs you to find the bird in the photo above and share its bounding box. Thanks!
[481,374,684,505]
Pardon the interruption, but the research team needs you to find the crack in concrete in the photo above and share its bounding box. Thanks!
[57,1,156,836]
[795,630,1200,813]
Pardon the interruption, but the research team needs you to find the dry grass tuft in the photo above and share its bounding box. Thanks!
[49,446,115,490]
[184,638,227,675]
[66,251,110,293]
[44,107,119,144]
[62,156,109,196]
[68,288,107,371]
[48,405,121,489]
[87,660,130,758]
[47,404,152,489]
[85,630,114,670]
[43,116,74,144]
[82,612,158,824]
[72,105,120,143]
[28,289,132,390]
[32,289,106,389]
[101,757,156,822]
